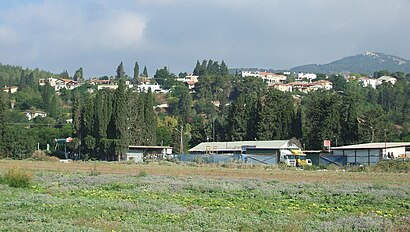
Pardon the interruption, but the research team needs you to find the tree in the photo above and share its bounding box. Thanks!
[133,61,140,82]
[143,65,148,77]
[303,91,342,149]
[225,94,248,141]
[73,68,83,82]
[112,79,129,160]
[0,94,6,155]
[116,62,125,80]
[257,90,294,140]
[60,70,69,79]
[220,60,229,76]
[143,89,157,145]
[175,87,193,124]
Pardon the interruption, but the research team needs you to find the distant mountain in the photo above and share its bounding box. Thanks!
[289,52,410,75]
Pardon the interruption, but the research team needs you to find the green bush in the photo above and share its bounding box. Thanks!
[373,160,410,173]
[2,168,33,188]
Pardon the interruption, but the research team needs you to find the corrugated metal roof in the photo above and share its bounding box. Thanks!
[189,140,296,152]
[129,145,173,149]
[332,142,410,150]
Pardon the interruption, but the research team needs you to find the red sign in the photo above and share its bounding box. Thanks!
[324,140,331,147]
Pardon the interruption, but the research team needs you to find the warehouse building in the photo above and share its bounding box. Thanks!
[325,142,410,166]
[186,139,302,164]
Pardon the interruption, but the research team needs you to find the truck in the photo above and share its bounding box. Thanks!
[279,149,296,166]
[290,149,312,167]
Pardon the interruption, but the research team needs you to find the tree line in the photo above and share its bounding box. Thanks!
[1,61,410,159]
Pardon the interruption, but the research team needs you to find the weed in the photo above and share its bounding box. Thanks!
[137,170,148,177]
[2,168,33,188]
[89,165,100,176]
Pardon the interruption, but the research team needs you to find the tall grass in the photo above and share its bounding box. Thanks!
[1,168,33,188]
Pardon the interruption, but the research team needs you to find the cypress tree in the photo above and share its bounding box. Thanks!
[143,65,148,77]
[134,61,139,82]
[0,95,6,154]
[193,60,201,76]
[143,89,156,145]
[73,68,83,82]
[112,79,129,160]
[116,62,125,80]
[225,94,248,141]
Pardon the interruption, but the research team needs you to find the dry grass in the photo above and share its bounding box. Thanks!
[0,159,409,186]
[30,150,60,162]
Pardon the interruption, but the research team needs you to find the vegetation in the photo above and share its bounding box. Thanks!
[0,160,409,231]
[1,167,33,188]
[1,60,410,160]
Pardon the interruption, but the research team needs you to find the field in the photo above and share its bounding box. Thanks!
[0,160,409,231]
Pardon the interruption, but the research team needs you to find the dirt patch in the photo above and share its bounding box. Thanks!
[0,160,408,185]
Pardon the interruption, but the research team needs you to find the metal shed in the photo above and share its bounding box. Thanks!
[328,142,410,166]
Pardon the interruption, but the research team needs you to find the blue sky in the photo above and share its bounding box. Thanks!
[0,0,409,78]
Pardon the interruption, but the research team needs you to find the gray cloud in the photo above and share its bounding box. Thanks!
[0,0,409,77]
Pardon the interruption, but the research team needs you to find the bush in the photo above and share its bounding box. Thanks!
[373,160,410,173]
[2,168,33,188]
[30,150,60,162]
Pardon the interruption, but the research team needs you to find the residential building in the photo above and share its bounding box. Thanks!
[297,72,317,82]
[273,83,293,92]
[25,111,47,120]
[1,86,18,94]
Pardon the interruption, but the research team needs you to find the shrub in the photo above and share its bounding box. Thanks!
[30,150,60,162]
[137,170,148,177]
[2,168,33,188]
[89,165,100,176]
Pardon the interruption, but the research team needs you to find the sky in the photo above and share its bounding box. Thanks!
[0,0,409,78]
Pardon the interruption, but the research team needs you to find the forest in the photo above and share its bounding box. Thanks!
[0,61,410,160]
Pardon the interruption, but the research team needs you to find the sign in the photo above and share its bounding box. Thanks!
[54,137,73,144]
[323,139,331,147]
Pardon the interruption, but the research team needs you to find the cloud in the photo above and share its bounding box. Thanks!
[0,0,146,74]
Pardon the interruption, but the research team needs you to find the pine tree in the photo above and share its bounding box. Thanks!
[116,62,125,80]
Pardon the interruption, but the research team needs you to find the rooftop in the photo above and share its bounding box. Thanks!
[189,140,299,152]
[332,142,410,150]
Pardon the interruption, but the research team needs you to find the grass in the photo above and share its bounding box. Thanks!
[0,160,409,231]
[1,167,33,188]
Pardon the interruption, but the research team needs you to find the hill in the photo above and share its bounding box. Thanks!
[289,52,410,75]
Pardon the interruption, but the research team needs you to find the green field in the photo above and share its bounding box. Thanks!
[0,160,409,231]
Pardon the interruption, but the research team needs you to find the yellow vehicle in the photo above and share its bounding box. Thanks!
[291,149,312,167]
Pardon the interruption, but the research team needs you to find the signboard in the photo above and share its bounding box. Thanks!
[54,137,73,144]
[323,139,331,147]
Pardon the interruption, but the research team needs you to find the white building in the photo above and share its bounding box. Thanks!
[137,83,161,92]
[240,71,261,78]
[297,73,317,82]
[25,111,47,120]
[377,76,397,86]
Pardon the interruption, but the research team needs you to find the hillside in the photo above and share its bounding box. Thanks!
[289,52,410,75]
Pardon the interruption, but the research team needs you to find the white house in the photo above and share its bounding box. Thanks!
[297,73,317,82]
[377,76,397,86]
[25,111,47,120]
[240,71,261,78]
[137,83,161,92]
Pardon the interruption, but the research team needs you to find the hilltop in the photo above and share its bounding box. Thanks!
[289,52,410,75]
